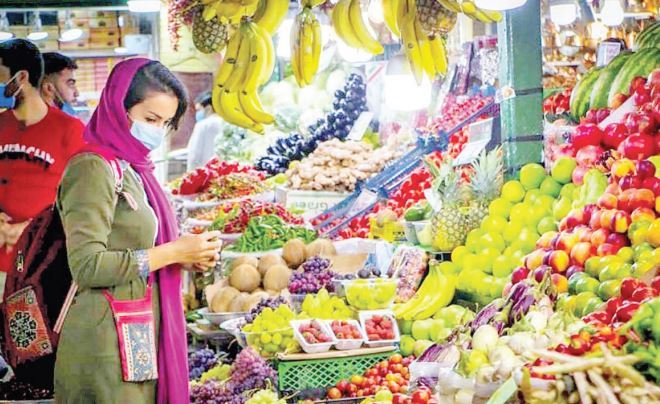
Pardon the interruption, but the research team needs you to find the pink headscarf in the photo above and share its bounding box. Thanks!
[84,58,188,403]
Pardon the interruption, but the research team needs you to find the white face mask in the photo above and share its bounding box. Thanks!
[129,119,166,151]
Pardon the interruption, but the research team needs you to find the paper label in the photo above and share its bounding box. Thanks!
[453,117,493,166]
[597,42,622,68]
[495,86,516,103]
[347,112,374,141]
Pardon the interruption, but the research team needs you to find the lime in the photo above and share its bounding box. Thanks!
[551,157,577,184]
[597,279,622,301]
[537,216,558,234]
[489,198,513,219]
[540,177,562,198]
[520,163,547,190]
[502,180,526,202]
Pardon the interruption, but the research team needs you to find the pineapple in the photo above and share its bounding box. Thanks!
[415,0,458,37]
[465,147,504,230]
[428,158,471,252]
[192,13,231,54]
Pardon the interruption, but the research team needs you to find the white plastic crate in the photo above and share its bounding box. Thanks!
[290,319,336,354]
[323,319,366,350]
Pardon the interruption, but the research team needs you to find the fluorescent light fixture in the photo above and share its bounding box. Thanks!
[27,12,48,41]
[127,0,162,13]
[475,0,527,11]
[59,11,83,42]
[0,12,12,41]
[601,0,624,26]
[384,53,431,111]
[550,3,578,25]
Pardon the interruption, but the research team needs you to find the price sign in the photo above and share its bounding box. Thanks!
[347,112,374,141]
[453,117,493,166]
[495,86,516,103]
[597,42,622,68]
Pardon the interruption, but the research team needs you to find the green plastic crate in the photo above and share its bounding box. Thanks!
[277,352,393,392]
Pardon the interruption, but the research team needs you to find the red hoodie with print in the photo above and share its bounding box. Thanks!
[0,106,84,273]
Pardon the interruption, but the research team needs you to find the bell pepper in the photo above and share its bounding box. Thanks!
[631,287,657,303]
[620,278,642,300]
[583,310,610,325]
[606,297,624,318]
[614,301,641,323]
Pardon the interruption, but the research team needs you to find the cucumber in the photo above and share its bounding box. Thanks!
[589,51,633,109]
[608,47,660,107]
[569,67,604,120]
[633,22,660,51]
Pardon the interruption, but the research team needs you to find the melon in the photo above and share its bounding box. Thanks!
[257,254,287,276]
[305,239,337,258]
[232,256,259,270]
[282,239,306,268]
[229,264,261,292]
[228,293,249,312]
[210,286,240,313]
[263,264,292,291]
[244,291,270,311]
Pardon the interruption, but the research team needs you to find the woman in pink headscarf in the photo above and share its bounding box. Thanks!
[54,58,219,403]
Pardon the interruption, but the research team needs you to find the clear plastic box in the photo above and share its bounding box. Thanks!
[358,309,400,348]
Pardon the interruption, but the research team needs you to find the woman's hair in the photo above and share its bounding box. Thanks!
[124,61,188,129]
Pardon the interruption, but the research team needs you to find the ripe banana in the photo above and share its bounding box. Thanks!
[393,266,456,321]
[459,1,502,23]
[381,0,400,37]
[216,30,243,86]
[437,0,462,13]
[398,0,424,85]
[221,25,252,92]
[332,0,384,55]
[414,19,435,80]
[253,0,289,35]
[253,23,275,85]
[291,9,322,87]
[428,35,448,76]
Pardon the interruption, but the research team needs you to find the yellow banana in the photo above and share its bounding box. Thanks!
[393,266,440,320]
[301,11,317,84]
[253,23,275,85]
[481,9,503,22]
[382,0,400,37]
[202,4,217,21]
[216,30,242,87]
[428,35,448,76]
[399,0,423,85]
[412,272,456,320]
[348,0,384,54]
[460,1,493,23]
[241,24,267,92]
[214,1,242,19]
[222,25,252,91]
[414,19,435,81]
[238,91,275,125]
[437,0,461,13]
[332,0,363,49]
[253,0,289,35]
[311,16,322,80]
[218,90,264,133]
[290,12,305,86]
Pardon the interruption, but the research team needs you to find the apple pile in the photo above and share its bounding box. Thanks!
[425,94,493,134]
[543,87,573,116]
[555,72,660,181]
[326,353,413,399]
[299,321,332,344]
[364,314,396,341]
[329,321,362,340]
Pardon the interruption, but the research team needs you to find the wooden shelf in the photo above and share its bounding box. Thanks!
[59,50,139,58]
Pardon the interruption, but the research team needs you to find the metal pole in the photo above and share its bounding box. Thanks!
[497,1,544,176]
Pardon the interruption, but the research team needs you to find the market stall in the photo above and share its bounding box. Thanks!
[1,0,660,402]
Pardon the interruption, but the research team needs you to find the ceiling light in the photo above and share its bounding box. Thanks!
[59,11,83,42]
[601,0,624,26]
[550,3,578,25]
[127,0,162,13]
[27,12,48,41]
[474,0,527,11]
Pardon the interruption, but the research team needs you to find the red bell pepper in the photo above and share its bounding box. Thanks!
[630,287,656,303]
[620,278,642,300]
[613,301,641,323]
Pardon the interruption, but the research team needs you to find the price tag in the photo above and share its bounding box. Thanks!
[453,117,493,166]
[346,112,374,141]
[346,189,378,217]
[495,86,516,103]
[597,42,622,68]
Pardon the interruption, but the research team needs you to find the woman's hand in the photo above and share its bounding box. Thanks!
[147,231,222,272]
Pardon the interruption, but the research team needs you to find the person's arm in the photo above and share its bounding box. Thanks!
[58,154,153,289]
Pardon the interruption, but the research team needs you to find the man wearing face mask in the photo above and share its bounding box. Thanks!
[186,91,224,171]
[40,52,79,117]
[0,39,84,300]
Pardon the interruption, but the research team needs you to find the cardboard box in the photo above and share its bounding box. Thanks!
[90,27,120,41]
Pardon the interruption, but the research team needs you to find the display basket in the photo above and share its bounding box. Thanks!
[368,218,406,242]
[277,351,394,392]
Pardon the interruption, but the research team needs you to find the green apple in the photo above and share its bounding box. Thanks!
[411,320,432,341]
[537,216,558,234]
[540,176,562,198]
[399,335,415,357]
[553,197,572,221]
[520,163,547,190]
[399,319,413,335]
[489,197,513,219]
[502,180,525,203]
[551,157,577,184]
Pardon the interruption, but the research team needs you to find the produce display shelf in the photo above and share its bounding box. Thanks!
[276,348,396,393]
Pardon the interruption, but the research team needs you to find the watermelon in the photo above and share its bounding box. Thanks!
[607,47,660,107]
[569,67,603,120]
[633,22,660,51]
[589,51,633,109]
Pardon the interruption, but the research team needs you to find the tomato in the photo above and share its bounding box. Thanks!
[327,387,342,399]
[388,381,401,393]
[389,353,403,364]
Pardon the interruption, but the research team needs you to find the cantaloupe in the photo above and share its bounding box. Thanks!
[305,239,337,258]
[263,264,291,291]
[210,286,240,313]
[282,239,306,268]
[229,264,261,292]
[257,254,286,276]
[232,256,258,270]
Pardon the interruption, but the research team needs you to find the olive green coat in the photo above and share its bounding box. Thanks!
[54,153,160,404]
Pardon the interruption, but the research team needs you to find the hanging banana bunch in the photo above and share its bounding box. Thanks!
[200,0,260,24]
[212,20,276,133]
[291,8,322,87]
[396,0,448,85]
[437,0,502,23]
[252,0,290,34]
[332,0,384,55]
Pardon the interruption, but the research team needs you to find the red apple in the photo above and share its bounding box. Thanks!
[596,108,611,123]
[590,210,603,229]
[511,267,529,284]
[545,250,570,273]
[597,193,619,210]
[570,242,596,266]
[617,133,656,160]
[624,111,656,135]
[634,86,652,106]
[537,231,558,249]
[572,124,603,149]
[606,232,629,249]
[631,207,656,223]
[619,174,643,191]
[590,228,611,246]
[573,226,593,242]
[642,176,660,196]
[630,76,648,93]
[637,160,657,179]
[556,232,580,254]
[629,189,656,211]
[611,210,632,233]
[576,145,605,167]
[602,123,629,149]
[566,265,584,279]
[605,183,622,196]
[597,243,619,256]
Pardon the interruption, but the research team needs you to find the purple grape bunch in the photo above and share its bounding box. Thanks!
[188,348,219,380]
[245,296,290,324]
[288,256,336,294]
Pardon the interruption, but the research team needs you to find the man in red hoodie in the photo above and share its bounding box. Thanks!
[0,39,84,301]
